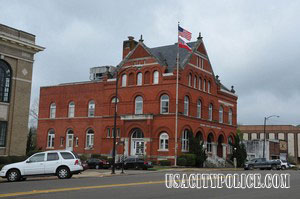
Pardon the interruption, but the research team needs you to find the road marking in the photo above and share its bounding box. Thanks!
[0,180,166,198]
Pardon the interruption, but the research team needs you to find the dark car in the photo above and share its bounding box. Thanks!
[244,158,281,170]
[86,158,110,169]
[116,157,152,170]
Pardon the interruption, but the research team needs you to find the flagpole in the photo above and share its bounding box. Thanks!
[174,22,179,167]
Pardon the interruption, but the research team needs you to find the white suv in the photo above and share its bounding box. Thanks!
[0,150,83,182]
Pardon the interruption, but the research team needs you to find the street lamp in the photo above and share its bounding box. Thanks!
[263,115,280,158]
[111,67,120,174]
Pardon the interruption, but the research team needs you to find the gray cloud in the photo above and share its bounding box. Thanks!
[2,0,300,125]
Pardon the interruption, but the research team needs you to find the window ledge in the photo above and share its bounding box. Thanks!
[158,149,169,152]
[85,147,94,150]
[46,147,54,149]
[182,150,189,153]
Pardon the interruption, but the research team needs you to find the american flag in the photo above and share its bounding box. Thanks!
[178,25,192,41]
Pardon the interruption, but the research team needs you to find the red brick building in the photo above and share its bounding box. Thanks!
[37,35,238,163]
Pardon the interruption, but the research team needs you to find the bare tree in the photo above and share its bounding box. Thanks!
[29,97,39,129]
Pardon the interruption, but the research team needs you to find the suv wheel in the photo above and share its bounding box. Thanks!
[7,169,21,182]
[57,167,70,179]
[271,165,277,170]
[281,165,286,170]
[95,165,99,169]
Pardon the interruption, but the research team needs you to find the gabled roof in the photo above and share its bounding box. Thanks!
[149,42,197,72]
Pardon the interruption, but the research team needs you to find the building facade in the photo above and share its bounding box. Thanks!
[239,125,300,163]
[37,35,237,162]
[0,24,44,155]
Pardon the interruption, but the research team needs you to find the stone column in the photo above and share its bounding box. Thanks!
[124,138,129,157]
[212,142,217,157]
[222,143,227,159]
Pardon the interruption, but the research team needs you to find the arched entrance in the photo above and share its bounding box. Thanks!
[207,133,214,153]
[217,134,224,158]
[195,131,203,144]
[66,129,74,151]
[130,128,144,156]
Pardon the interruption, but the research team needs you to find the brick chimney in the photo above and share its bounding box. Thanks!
[123,36,138,59]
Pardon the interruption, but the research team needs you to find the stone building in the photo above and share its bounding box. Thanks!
[37,35,237,163]
[0,24,44,156]
[239,125,300,163]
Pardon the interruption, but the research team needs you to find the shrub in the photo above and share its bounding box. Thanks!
[91,154,108,160]
[177,157,187,166]
[177,154,196,166]
[159,160,171,166]
[79,154,88,161]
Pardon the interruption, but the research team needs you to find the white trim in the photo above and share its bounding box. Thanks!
[12,77,32,83]
[188,63,212,75]
[220,88,238,97]
[218,100,234,107]
[127,57,152,62]
[107,78,116,82]
[123,62,158,69]
[157,149,169,152]
[162,73,173,77]
[200,123,221,130]
[194,52,208,60]
[120,114,153,120]
[0,52,34,63]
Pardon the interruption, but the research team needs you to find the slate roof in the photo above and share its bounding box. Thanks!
[148,42,197,72]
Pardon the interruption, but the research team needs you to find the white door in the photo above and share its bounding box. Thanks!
[130,140,144,156]
[66,134,74,151]
[24,153,45,175]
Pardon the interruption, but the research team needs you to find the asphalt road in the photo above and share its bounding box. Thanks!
[0,169,299,199]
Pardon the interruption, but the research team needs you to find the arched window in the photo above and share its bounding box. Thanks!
[153,71,159,84]
[121,74,127,87]
[219,106,224,123]
[203,79,206,91]
[135,96,143,114]
[111,97,119,104]
[137,72,142,86]
[68,101,75,118]
[86,129,94,148]
[209,103,213,121]
[198,77,202,90]
[160,94,169,114]
[159,132,169,150]
[182,129,189,152]
[0,60,11,102]
[208,81,211,93]
[228,108,233,125]
[188,74,192,87]
[194,75,197,88]
[47,129,55,148]
[50,103,56,119]
[207,133,214,152]
[197,100,202,118]
[184,96,189,116]
[88,100,95,117]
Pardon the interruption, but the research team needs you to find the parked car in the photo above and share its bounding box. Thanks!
[244,158,281,170]
[0,150,83,182]
[81,161,89,170]
[116,157,152,170]
[86,158,110,169]
[277,159,289,170]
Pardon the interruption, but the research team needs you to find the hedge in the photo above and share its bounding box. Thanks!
[177,154,196,166]
[159,160,171,166]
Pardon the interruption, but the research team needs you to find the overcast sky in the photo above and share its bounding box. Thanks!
[2,0,300,126]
